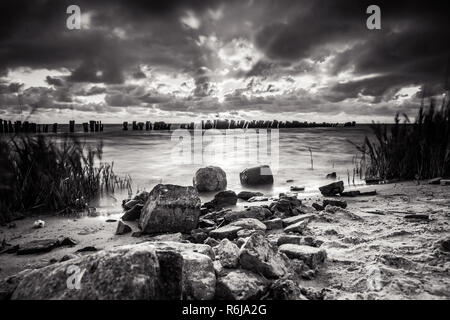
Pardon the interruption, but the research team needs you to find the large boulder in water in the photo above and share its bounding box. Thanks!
[319,181,344,196]
[240,165,274,186]
[139,184,201,234]
[193,166,227,192]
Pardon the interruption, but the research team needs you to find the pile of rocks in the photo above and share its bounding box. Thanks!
[3,166,370,300]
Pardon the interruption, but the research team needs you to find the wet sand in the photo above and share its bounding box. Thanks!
[1,181,449,300]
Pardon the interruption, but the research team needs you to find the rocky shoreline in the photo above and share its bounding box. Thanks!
[1,166,449,300]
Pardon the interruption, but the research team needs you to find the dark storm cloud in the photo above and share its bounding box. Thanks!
[46,76,64,87]
[0,0,449,120]
[0,82,23,94]
[254,0,450,99]
[0,0,224,80]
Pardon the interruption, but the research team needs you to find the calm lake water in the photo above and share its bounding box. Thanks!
[64,124,372,215]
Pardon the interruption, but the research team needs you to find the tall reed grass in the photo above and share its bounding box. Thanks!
[0,134,131,223]
[355,97,450,181]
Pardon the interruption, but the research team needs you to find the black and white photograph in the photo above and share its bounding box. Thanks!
[0,0,449,305]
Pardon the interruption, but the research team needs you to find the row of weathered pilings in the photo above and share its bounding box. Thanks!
[122,119,357,131]
[0,119,103,134]
[1,118,357,134]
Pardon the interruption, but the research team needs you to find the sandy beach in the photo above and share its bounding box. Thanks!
[1,181,449,300]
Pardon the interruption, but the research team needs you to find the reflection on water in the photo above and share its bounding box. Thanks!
[65,125,372,215]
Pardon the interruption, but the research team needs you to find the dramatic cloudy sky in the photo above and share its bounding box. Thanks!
[0,0,449,123]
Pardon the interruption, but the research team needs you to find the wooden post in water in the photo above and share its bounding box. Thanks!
[69,120,75,133]
[14,121,21,133]
[82,123,89,132]
[89,120,95,132]
[132,121,137,130]
[22,121,29,133]
[95,121,99,132]
[100,121,103,132]
[123,122,128,131]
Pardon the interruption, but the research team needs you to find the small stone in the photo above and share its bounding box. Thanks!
[198,218,216,228]
[237,229,259,238]
[215,239,240,268]
[32,220,45,229]
[131,231,142,237]
[204,237,220,247]
[237,191,264,201]
[325,205,340,213]
[60,254,78,262]
[236,237,247,248]
[277,235,303,246]
[189,229,209,244]
[284,220,309,234]
[269,279,308,300]
[282,214,314,227]
[212,190,238,207]
[264,218,283,230]
[278,244,327,269]
[319,181,344,196]
[239,232,291,279]
[229,218,267,231]
[215,270,269,300]
[209,225,243,240]
[105,219,117,223]
[149,233,184,242]
[326,172,337,179]
[213,260,225,276]
[248,196,269,202]
[59,237,77,246]
[290,186,305,192]
[115,221,132,235]
[223,206,270,222]
[75,246,98,253]
[323,199,347,209]
[312,203,324,211]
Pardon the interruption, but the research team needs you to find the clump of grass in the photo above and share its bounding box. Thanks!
[355,97,450,181]
[0,134,131,223]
